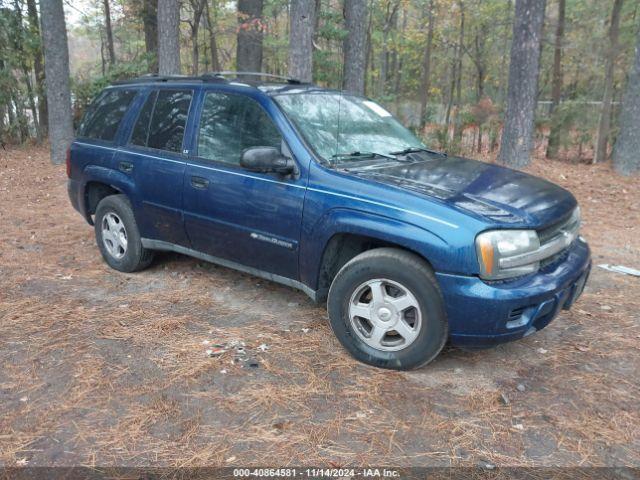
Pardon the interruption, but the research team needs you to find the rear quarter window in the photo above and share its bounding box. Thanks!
[77,89,137,142]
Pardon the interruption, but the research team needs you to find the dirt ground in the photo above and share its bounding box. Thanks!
[0,144,639,469]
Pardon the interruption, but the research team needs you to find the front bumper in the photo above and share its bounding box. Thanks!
[437,238,591,347]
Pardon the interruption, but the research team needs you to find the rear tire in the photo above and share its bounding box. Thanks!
[327,248,448,370]
[94,194,154,272]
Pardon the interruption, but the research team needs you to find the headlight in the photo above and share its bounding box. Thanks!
[476,230,541,280]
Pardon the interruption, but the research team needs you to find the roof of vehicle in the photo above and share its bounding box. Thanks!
[112,71,328,95]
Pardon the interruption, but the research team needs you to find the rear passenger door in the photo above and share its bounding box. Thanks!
[116,88,194,246]
[182,90,306,281]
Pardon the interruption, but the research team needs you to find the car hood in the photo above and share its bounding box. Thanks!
[345,153,577,228]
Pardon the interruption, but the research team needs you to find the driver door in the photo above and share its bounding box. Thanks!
[182,90,306,280]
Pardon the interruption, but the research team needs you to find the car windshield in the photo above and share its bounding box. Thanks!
[273,92,425,164]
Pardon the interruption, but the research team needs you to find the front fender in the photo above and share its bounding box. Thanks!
[299,207,472,291]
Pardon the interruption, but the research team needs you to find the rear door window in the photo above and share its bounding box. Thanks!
[146,90,193,153]
[78,89,137,141]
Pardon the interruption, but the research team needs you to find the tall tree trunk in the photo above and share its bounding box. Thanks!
[452,0,465,143]
[40,0,74,165]
[499,0,513,104]
[363,0,373,94]
[343,0,367,94]
[288,0,315,82]
[142,0,158,72]
[593,0,624,164]
[189,0,206,75]
[103,0,116,65]
[472,26,487,101]
[393,7,407,106]
[418,0,434,128]
[26,0,47,138]
[204,0,221,72]
[236,0,264,74]
[377,1,399,96]
[498,0,546,168]
[612,29,640,175]
[546,0,565,158]
[158,0,181,75]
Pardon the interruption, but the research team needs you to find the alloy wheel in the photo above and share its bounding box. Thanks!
[348,278,422,352]
[101,211,128,260]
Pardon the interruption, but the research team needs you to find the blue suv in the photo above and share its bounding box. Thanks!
[67,72,591,370]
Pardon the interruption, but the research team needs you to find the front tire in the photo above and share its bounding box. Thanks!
[94,194,154,272]
[327,248,448,370]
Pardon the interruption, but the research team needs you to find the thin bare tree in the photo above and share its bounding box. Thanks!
[204,0,221,72]
[419,0,435,128]
[141,0,159,72]
[546,0,566,159]
[103,0,116,65]
[26,0,47,136]
[188,0,206,75]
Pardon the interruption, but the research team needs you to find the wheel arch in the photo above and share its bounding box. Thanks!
[81,165,137,224]
[300,208,451,302]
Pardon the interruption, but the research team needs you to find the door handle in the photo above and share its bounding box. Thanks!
[190,176,210,189]
[118,161,133,173]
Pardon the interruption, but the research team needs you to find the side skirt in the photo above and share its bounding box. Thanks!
[141,238,320,303]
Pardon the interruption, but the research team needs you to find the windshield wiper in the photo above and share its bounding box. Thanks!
[331,151,396,162]
[389,147,447,157]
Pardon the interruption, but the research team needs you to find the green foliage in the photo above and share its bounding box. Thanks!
[548,100,599,157]
[312,6,346,88]
[72,56,152,117]
[0,2,41,142]
[427,124,450,151]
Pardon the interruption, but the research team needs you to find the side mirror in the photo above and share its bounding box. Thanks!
[240,146,296,175]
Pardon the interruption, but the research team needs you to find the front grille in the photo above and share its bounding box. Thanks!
[540,245,571,269]
[535,207,581,267]
[538,208,580,245]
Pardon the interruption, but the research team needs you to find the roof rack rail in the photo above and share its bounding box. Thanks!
[113,73,227,85]
[113,72,305,86]
[203,71,302,84]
